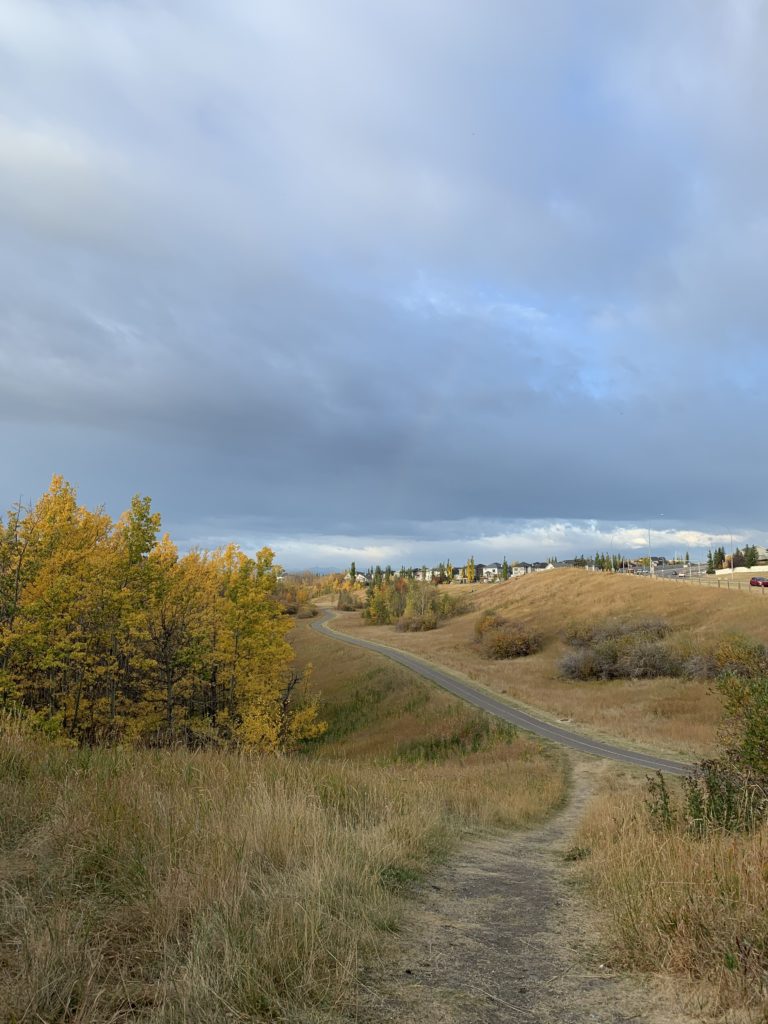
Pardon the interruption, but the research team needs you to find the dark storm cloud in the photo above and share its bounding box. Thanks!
[2,0,768,564]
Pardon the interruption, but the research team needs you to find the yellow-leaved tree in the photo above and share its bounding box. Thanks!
[0,477,325,751]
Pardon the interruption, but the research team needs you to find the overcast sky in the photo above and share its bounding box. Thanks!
[2,1,767,568]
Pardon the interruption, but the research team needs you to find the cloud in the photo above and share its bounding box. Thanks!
[1,0,767,564]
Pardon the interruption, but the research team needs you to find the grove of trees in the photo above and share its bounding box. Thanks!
[0,477,324,750]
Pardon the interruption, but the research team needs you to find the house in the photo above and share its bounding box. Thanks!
[354,572,371,585]
[482,561,502,581]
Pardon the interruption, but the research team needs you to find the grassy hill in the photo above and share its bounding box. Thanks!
[330,570,768,758]
[0,623,565,1024]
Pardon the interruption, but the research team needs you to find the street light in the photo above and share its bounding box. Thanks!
[648,514,664,577]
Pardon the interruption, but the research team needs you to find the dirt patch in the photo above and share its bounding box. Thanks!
[357,756,700,1024]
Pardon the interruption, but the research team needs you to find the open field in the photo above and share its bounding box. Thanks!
[0,631,565,1023]
[327,570,768,758]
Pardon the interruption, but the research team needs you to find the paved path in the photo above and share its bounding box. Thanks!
[311,611,691,775]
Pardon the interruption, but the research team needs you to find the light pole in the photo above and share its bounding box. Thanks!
[648,515,664,577]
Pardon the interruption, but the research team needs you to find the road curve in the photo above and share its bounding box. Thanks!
[311,611,691,776]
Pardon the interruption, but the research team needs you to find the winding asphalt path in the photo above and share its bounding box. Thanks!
[311,611,691,775]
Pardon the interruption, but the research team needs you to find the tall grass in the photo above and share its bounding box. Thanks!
[575,782,768,1016]
[0,715,565,1023]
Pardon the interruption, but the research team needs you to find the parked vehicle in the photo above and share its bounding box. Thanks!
[749,576,768,587]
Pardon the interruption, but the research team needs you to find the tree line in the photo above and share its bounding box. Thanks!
[0,477,323,749]
[706,545,760,573]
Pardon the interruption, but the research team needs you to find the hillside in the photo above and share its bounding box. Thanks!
[328,570,768,758]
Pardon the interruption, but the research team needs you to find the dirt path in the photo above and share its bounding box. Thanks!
[357,757,697,1024]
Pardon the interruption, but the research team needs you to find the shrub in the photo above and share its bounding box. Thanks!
[718,671,768,776]
[647,761,768,837]
[480,622,543,660]
[684,634,768,681]
[474,610,506,641]
[564,617,670,646]
[560,647,605,681]
[435,591,469,620]
[296,606,318,619]
[397,611,439,632]
[560,618,679,681]
[616,637,683,679]
[562,620,598,646]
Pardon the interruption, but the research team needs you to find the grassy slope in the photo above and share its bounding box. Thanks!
[0,624,565,1024]
[575,777,768,1018]
[330,571,768,758]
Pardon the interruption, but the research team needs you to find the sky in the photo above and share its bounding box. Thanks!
[1,0,767,569]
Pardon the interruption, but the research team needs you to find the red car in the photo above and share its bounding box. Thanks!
[749,576,768,587]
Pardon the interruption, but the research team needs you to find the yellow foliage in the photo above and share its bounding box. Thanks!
[0,477,325,751]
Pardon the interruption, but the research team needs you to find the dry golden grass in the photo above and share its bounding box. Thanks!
[291,614,509,759]
[1,624,565,1023]
[574,779,768,1019]
[330,570,768,757]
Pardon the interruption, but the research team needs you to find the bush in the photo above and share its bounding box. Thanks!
[616,637,683,679]
[435,591,469,620]
[563,617,670,647]
[560,647,604,681]
[337,590,364,611]
[296,606,318,618]
[560,618,679,680]
[684,634,768,681]
[397,611,439,632]
[480,622,543,660]
[474,610,506,641]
